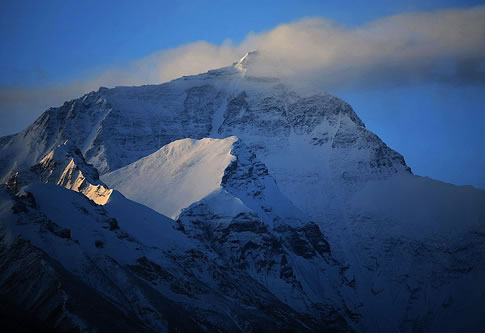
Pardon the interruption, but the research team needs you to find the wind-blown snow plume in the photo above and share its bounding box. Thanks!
[246,7,485,86]
[1,6,485,134]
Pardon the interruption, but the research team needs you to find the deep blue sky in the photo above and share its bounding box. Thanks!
[1,0,484,189]
[2,0,483,86]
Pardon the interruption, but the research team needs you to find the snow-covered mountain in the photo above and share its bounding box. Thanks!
[1,52,484,332]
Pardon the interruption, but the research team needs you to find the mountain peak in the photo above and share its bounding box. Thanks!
[234,50,259,73]
[1,51,485,332]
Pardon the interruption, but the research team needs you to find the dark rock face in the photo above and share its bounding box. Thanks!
[287,94,364,135]
[221,92,291,139]
[183,85,223,134]
[82,84,227,174]
[177,195,354,331]
[275,222,331,259]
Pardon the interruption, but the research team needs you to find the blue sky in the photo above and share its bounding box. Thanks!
[1,0,484,189]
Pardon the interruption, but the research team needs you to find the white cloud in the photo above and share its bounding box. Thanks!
[246,6,485,86]
[1,6,485,135]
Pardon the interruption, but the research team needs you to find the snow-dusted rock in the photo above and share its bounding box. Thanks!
[6,141,113,205]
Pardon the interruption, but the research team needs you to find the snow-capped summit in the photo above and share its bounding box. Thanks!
[234,50,259,73]
[0,53,408,183]
[1,55,484,332]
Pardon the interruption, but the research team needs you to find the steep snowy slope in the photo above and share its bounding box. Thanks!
[102,137,238,218]
[342,175,485,332]
[102,135,306,225]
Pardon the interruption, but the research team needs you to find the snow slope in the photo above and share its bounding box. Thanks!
[339,174,485,332]
[102,137,237,218]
